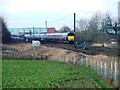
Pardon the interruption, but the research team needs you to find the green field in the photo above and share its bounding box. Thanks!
[2,60,114,88]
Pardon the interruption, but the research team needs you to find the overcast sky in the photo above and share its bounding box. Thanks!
[0,0,119,29]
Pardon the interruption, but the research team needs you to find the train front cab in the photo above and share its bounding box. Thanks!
[67,32,74,44]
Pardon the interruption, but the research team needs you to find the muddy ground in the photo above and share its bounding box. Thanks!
[2,43,81,62]
[1,43,119,63]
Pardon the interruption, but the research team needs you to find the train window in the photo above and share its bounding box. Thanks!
[68,33,74,36]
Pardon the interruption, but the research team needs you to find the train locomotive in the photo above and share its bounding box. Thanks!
[25,32,74,44]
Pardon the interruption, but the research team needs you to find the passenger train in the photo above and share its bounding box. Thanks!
[24,32,74,44]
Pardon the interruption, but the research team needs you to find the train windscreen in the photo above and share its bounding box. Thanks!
[68,33,74,36]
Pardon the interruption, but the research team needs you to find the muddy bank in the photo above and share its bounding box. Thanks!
[2,43,81,61]
[2,43,119,63]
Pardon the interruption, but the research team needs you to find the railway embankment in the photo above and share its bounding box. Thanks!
[2,43,119,62]
[2,43,81,61]
[2,43,119,66]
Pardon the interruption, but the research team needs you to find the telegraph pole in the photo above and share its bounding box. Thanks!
[33,26,34,38]
[30,30,32,43]
[45,21,47,28]
[74,13,76,48]
[74,13,76,32]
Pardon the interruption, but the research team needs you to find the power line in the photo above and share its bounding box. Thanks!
[47,8,118,29]
[49,13,73,23]
[76,8,117,15]
[50,8,117,23]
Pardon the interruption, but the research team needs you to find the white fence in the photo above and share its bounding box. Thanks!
[77,56,120,87]
[51,54,120,87]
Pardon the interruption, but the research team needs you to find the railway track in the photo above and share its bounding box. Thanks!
[43,43,97,55]
[42,43,119,57]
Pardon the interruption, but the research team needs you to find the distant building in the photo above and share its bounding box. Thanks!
[8,27,48,35]
[47,27,58,33]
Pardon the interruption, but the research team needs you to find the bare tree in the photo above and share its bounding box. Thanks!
[75,12,118,43]
[103,12,117,35]
[76,13,102,43]
[87,12,102,42]
[77,18,89,32]
[60,25,71,32]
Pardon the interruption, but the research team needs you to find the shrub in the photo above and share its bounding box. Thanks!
[0,17,11,44]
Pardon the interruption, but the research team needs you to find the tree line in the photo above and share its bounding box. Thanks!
[60,12,119,43]
[0,17,11,44]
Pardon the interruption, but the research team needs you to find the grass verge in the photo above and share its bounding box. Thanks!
[2,60,114,88]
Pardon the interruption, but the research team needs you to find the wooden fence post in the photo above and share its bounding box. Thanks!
[90,59,92,68]
[114,61,117,83]
[97,60,100,74]
[95,60,97,71]
[82,58,84,65]
[94,60,96,71]
[81,59,83,65]
[118,61,120,87]
[91,60,94,69]
[66,57,67,63]
[97,60,98,72]
[104,61,107,78]
[110,60,113,79]
[73,57,76,64]
[93,60,94,68]
[101,61,103,75]
[111,61,113,72]
[83,58,85,65]
[86,58,88,66]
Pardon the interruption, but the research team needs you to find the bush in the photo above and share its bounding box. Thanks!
[0,17,11,44]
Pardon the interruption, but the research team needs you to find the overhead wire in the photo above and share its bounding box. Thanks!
[50,8,117,23]
[76,8,117,15]
[48,8,118,29]
[48,13,73,23]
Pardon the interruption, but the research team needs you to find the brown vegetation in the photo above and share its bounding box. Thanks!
[2,43,119,68]
[2,43,80,61]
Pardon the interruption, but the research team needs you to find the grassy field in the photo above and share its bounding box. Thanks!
[2,60,115,88]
